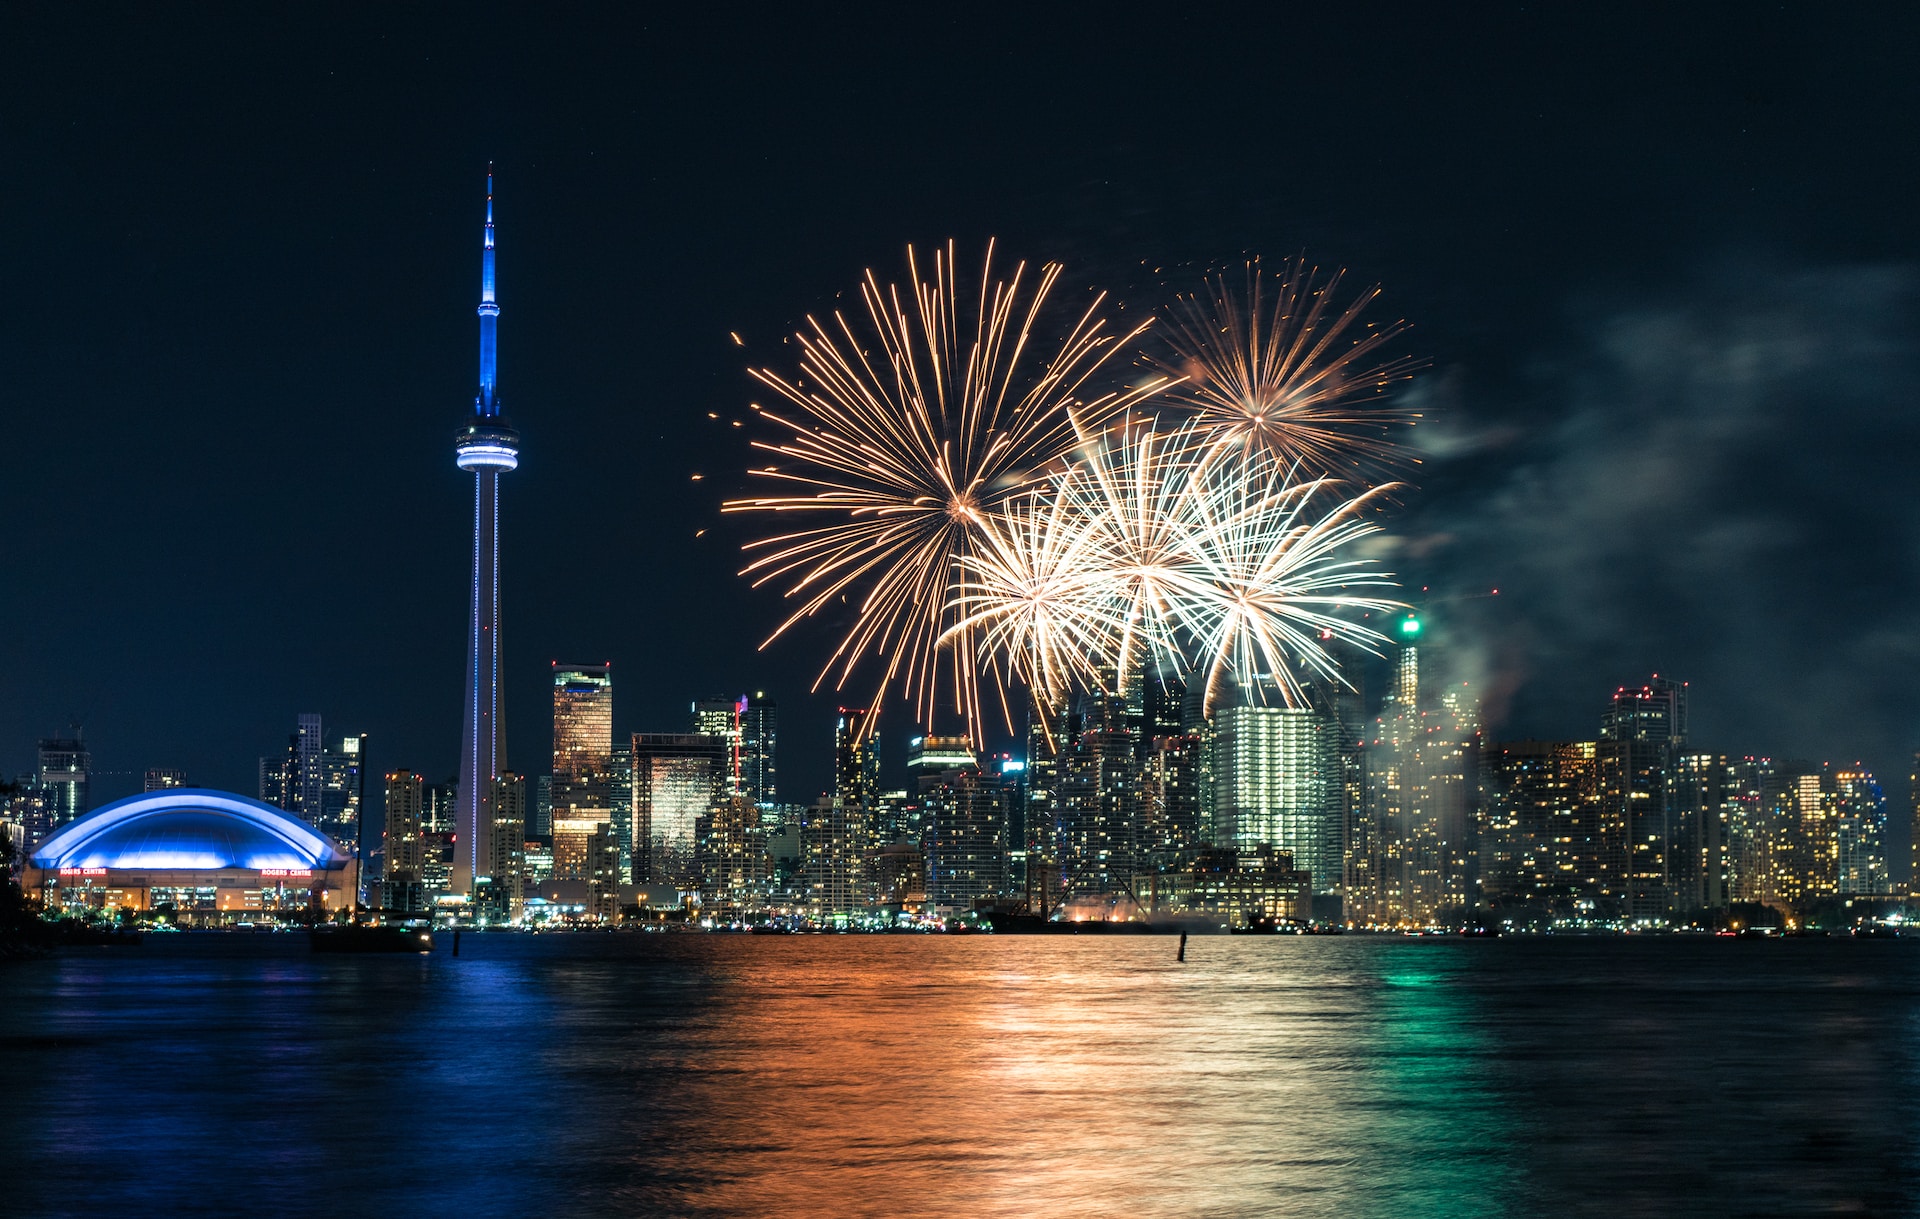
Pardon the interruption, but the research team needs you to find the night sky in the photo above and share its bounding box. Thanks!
[4,6,1916,838]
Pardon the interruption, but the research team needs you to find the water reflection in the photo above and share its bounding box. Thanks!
[0,936,1914,1217]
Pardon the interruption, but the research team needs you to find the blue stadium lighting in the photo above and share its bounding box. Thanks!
[30,789,351,873]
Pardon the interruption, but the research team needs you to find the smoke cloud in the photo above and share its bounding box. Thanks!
[1411,262,1920,792]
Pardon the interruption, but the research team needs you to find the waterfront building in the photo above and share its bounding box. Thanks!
[25,789,357,921]
[1140,734,1202,871]
[382,772,427,913]
[924,766,1011,916]
[452,169,521,898]
[698,795,770,916]
[1725,756,1785,907]
[1154,845,1312,928]
[631,732,728,886]
[610,742,634,878]
[1349,620,1480,926]
[586,824,620,922]
[1834,767,1889,895]
[550,663,614,880]
[1210,700,1341,897]
[1055,693,1138,899]
[1673,752,1736,912]
[485,771,527,918]
[1477,740,1600,911]
[1911,751,1920,896]
[800,796,864,923]
[1596,676,1687,920]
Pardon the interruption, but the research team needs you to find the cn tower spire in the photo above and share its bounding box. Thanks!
[453,166,520,906]
[478,163,500,415]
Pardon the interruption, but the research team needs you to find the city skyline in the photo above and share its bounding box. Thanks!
[2,6,1915,834]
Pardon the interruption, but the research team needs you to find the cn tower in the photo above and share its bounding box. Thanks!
[452,167,519,899]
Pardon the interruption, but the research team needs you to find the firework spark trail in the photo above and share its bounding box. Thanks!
[724,240,1170,741]
[1164,446,1404,714]
[943,422,1404,717]
[1162,257,1426,480]
[946,481,1131,704]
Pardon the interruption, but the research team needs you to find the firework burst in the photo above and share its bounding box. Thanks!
[1162,258,1426,480]
[944,421,1404,717]
[724,240,1169,740]
[1163,446,1404,714]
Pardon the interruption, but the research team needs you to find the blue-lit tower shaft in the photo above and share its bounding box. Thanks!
[453,169,519,898]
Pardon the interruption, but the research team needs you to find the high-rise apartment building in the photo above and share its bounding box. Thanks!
[1055,693,1138,898]
[610,742,634,879]
[1140,733,1202,871]
[551,664,614,880]
[699,795,770,915]
[1672,752,1735,912]
[382,771,427,913]
[1478,740,1599,909]
[1210,703,1342,896]
[258,716,364,852]
[924,766,1011,915]
[486,771,527,919]
[800,796,864,923]
[37,735,91,835]
[1910,751,1920,896]
[1597,677,1687,920]
[1834,767,1889,896]
[1345,615,1483,926]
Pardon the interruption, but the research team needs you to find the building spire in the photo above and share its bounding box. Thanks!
[477,163,499,415]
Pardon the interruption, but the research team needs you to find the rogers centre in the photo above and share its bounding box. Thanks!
[23,789,357,922]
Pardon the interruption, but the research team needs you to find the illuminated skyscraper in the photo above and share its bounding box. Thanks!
[834,708,880,809]
[1910,751,1920,895]
[1833,767,1889,896]
[631,732,727,886]
[453,168,520,897]
[1597,676,1687,920]
[924,767,1010,915]
[1673,752,1735,912]
[382,771,427,912]
[1478,740,1600,909]
[1055,693,1137,898]
[258,715,363,852]
[692,693,777,804]
[489,771,528,918]
[1211,698,1342,897]
[143,768,186,792]
[34,736,89,835]
[551,664,614,879]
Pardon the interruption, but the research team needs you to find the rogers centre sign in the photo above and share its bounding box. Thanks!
[259,869,313,878]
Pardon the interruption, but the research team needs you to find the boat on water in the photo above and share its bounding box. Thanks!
[310,924,433,954]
